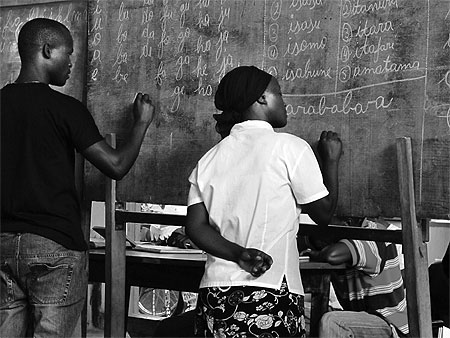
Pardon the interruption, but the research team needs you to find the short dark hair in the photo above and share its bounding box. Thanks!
[18,18,72,61]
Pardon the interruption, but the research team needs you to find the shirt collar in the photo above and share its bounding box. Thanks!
[230,120,274,134]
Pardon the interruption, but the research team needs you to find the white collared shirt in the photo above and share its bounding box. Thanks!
[188,120,328,294]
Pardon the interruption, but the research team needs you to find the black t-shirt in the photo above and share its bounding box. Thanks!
[1,83,103,250]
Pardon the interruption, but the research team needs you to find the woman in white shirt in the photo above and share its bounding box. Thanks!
[186,66,342,337]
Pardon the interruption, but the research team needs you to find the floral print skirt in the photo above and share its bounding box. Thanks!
[194,278,306,338]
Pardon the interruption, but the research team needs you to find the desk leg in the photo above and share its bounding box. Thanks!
[125,282,131,335]
[301,273,331,338]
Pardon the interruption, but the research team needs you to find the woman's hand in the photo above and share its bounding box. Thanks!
[317,130,343,164]
[186,203,272,277]
[237,248,273,277]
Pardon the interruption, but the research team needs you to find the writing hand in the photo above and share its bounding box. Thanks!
[317,130,343,163]
[133,92,155,126]
[167,231,198,249]
[301,248,324,262]
[238,248,273,277]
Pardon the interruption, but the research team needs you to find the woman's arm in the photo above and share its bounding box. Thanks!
[302,131,342,226]
[185,202,273,277]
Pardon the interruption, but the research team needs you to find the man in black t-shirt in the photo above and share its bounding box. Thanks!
[1,18,154,337]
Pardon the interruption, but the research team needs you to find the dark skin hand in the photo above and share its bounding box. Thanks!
[237,248,273,277]
[185,202,273,278]
[167,229,198,249]
[301,242,351,265]
[82,93,155,180]
[301,130,343,226]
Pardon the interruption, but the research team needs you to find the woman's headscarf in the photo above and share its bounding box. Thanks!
[213,66,272,138]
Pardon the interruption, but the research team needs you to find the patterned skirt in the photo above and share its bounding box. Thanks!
[194,278,306,338]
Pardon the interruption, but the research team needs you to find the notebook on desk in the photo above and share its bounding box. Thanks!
[93,226,203,254]
[133,242,204,254]
[92,226,135,248]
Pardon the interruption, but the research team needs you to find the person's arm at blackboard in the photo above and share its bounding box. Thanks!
[186,202,273,277]
[82,93,155,180]
[302,131,342,226]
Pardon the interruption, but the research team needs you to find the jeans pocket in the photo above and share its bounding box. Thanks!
[29,261,73,304]
[29,253,87,305]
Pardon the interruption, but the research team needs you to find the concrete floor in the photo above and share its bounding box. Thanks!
[85,316,159,338]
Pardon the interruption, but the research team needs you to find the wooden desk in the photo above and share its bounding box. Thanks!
[89,249,205,292]
[88,248,345,337]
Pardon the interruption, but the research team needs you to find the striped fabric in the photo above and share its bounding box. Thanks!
[331,220,409,335]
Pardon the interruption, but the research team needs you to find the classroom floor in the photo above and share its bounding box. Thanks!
[86,327,144,338]
[86,326,105,337]
[85,303,312,338]
[86,316,159,338]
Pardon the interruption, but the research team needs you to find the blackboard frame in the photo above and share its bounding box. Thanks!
[0,0,85,7]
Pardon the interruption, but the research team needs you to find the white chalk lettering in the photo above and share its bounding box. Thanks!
[283,59,332,81]
[288,18,321,34]
[289,0,323,11]
[283,36,327,56]
[171,85,185,112]
[286,91,393,116]
[342,0,398,18]
[339,55,420,82]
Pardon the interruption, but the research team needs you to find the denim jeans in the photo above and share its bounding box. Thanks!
[0,232,88,338]
[319,311,396,338]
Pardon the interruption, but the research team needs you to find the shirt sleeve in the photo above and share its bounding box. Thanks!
[187,164,203,206]
[340,239,385,277]
[66,98,103,152]
[288,138,329,205]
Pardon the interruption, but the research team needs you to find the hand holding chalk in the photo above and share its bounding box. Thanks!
[133,92,155,126]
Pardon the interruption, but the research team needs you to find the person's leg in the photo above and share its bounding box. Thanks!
[20,233,88,338]
[0,233,29,337]
[319,311,393,338]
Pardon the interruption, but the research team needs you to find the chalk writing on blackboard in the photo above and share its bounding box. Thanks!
[89,0,103,82]
[437,7,450,129]
[83,0,449,219]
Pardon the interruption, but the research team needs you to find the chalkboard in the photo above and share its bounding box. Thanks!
[0,0,88,101]
[84,0,450,219]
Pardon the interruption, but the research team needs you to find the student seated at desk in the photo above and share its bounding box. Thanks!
[167,227,199,249]
[303,218,409,338]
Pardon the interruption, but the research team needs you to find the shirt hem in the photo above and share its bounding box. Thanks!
[199,280,304,295]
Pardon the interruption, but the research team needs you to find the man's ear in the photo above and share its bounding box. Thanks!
[42,43,52,59]
[256,94,267,105]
